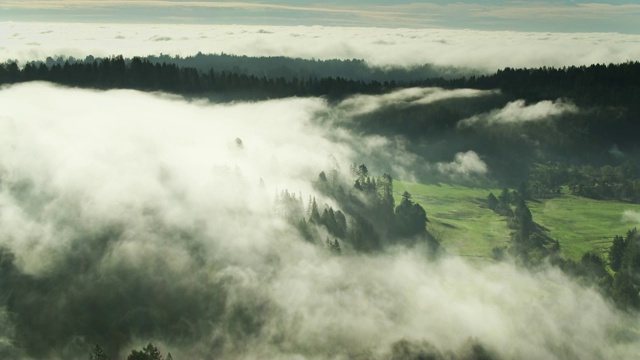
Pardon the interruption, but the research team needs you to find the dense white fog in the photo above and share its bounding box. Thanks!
[0,82,638,359]
[2,22,640,71]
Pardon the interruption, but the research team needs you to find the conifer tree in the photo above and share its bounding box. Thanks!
[332,239,342,255]
[127,343,163,360]
[309,197,321,224]
[487,192,499,211]
[89,344,110,360]
[609,235,627,272]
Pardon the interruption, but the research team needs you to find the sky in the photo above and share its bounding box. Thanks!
[0,0,639,34]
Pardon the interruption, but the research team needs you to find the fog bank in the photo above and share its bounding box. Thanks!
[0,83,638,359]
[2,22,640,71]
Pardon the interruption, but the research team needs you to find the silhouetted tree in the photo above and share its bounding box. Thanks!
[89,344,110,360]
[308,197,321,224]
[486,192,498,211]
[349,214,381,252]
[377,173,396,227]
[321,207,341,237]
[517,181,531,201]
[326,238,342,255]
[335,210,347,235]
[495,188,513,216]
[609,235,627,272]
[578,252,612,289]
[612,271,640,309]
[296,218,314,242]
[127,343,163,360]
[390,339,443,360]
[514,199,533,243]
[395,192,428,239]
[498,188,511,208]
[356,164,369,182]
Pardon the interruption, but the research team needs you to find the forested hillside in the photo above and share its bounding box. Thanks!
[2,55,639,105]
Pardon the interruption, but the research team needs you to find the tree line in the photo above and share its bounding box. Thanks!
[276,163,438,255]
[464,62,640,107]
[0,55,394,100]
[527,162,640,203]
[1,55,638,104]
[90,343,171,360]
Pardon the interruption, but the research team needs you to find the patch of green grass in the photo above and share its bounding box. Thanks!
[395,181,640,261]
[527,192,640,260]
[394,181,510,258]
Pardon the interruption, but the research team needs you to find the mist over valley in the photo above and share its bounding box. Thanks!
[1,20,640,360]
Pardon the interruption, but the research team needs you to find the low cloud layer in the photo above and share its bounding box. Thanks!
[2,22,640,71]
[458,99,579,128]
[436,151,488,179]
[0,83,638,359]
[335,87,496,117]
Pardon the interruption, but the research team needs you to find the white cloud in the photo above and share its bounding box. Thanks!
[610,144,625,159]
[0,82,350,273]
[436,151,488,178]
[1,22,640,71]
[458,99,579,127]
[323,87,496,181]
[335,87,496,117]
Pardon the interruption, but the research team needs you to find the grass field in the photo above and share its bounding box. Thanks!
[394,181,510,258]
[527,189,640,260]
[394,181,640,261]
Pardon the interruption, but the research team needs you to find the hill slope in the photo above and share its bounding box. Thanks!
[395,181,640,260]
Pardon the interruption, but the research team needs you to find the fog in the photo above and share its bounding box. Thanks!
[436,151,488,179]
[334,88,496,117]
[3,22,640,71]
[623,210,640,226]
[0,82,638,359]
[457,100,580,128]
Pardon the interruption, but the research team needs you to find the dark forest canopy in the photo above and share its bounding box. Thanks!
[1,54,639,104]
[24,52,481,83]
[0,55,392,100]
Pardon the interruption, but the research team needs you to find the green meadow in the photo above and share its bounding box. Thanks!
[527,191,640,260]
[394,181,510,258]
[394,181,640,260]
